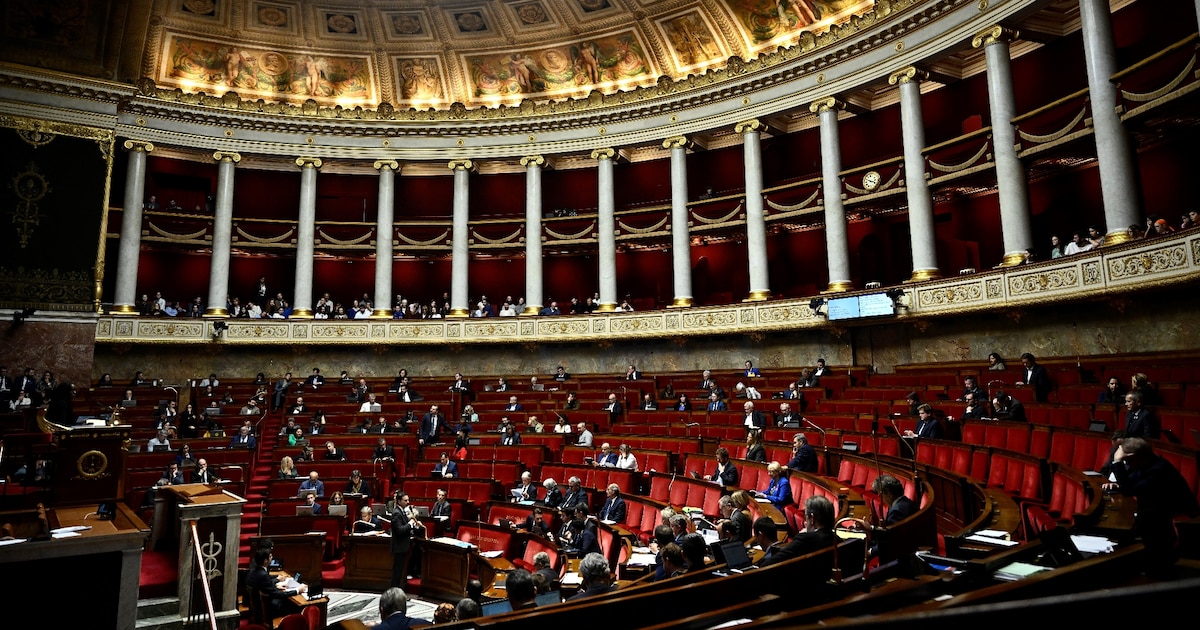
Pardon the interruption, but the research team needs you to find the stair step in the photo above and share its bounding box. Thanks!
[136,597,179,620]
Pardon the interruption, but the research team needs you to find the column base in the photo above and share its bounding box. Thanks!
[667,297,694,308]
[1103,231,1132,246]
[371,309,393,319]
[446,308,470,318]
[905,269,942,283]
[822,281,853,294]
[111,305,137,315]
[595,303,618,312]
[521,306,542,316]
[203,308,229,318]
[743,290,771,302]
[998,252,1027,267]
[290,309,314,319]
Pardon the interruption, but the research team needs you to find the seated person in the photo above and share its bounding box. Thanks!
[786,433,817,473]
[322,440,347,461]
[513,471,538,502]
[758,496,837,567]
[350,504,384,532]
[344,470,371,498]
[903,404,944,439]
[434,452,458,478]
[990,390,1026,422]
[593,443,618,467]
[641,393,659,411]
[230,425,256,448]
[246,548,307,618]
[568,552,616,600]
[298,471,325,497]
[956,376,986,403]
[754,461,793,510]
[960,392,989,420]
[302,492,322,515]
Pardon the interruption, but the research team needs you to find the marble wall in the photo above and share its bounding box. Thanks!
[0,318,97,386]
[87,289,1197,384]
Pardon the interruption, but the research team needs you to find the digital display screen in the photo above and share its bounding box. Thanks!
[826,296,860,320]
[826,293,895,320]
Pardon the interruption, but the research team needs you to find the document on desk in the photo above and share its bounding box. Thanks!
[1071,534,1115,554]
[281,576,303,590]
[0,538,28,546]
[627,552,657,567]
[965,534,1018,547]
[560,572,582,586]
[479,550,504,559]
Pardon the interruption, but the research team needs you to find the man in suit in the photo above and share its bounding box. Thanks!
[247,548,307,619]
[705,447,739,486]
[162,462,186,486]
[956,376,986,402]
[288,396,307,415]
[230,425,256,449]
[568,552,614,600]
[776,402,801,427]
[707,392,728,411]
[514,471,538,502]
[625,364,642,381]
[641,393,659,410]
[298,471,325,497]
[505,569,538,611]
[698,369,716,390]
[495,377,510,392]
[873,474,917,526]
[812,358,831,378]
[431,488,453,518]
[374,437,396,462]
[991,390,1026,422]
[786,433,818,473]
[759,496,837,567]
[741,401,766,430]
[593,443,618,467]
[604,393,623,421]
[434,452,458,478]
[597,483,626,523]
[376,587,428,630]
[397,384,422,403]
[554,366,570,381]
[505,395,523,411]
[448,373,471,395]
[1123,391,1160,439]
[271,373,291,410]
[389,494,418,587]
[1017,353,1052,402]
[419,405,445,445]
[559,477,587,512]
[303,492,323,515]
[904,404,944,439]
[304,367,325,390]
[322,441,347,461]
[191,458,220,484]
[353,505,385,533]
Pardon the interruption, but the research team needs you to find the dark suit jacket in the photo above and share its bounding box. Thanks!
[435,460,459,477]
[605,401,624,418]
[574,523,602,555]
[642,401,659,410]
[431,500,453,518]
[710,462,739,486]
[913,418,944,439]
[884,495,918,526]
[560,487,587,511]
[389,509,414,553]
[598,496,626,523]
[420,413,445,442]
[376,612,429,629]
[743,410,767,429]
[758,528,836,567]
[1023,365,1052,402]
[191,468,217,484]
[353,516,384,533]
[230,434,257,449]
[1124,407,1160,439]
[787,444,818,473]
[374,445,396,461]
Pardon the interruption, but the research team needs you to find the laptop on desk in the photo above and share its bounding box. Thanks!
[369,403,382,413]
[328,505,348,517]
[710,540,753,570]
[295,506,315,517]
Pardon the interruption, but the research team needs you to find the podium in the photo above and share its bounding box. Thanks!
[421,537,475,601]
[159,484,246,628]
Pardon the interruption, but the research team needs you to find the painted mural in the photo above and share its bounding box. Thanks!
[162,35,377,103]
[729,0,874,45]
[465,31,653,99]
[660,11,726,71]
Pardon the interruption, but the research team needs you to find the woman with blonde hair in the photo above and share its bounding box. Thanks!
[278,455,297,479]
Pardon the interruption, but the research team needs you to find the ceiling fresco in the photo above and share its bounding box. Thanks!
[145,0,875,109]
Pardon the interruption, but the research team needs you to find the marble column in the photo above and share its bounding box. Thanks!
[112,140,153,314]
[520,155,545,315]
[291,157,322,318]
[205,151,240,317]
[663,136,694,307]
[593,148,618,312]
[737,120,770,301]
[1079,0,1140,245]
[810,99,852,292]
[973,26,1033,267]
[889,67,941,282]
[372,160,399,318]
[447,159,474,318]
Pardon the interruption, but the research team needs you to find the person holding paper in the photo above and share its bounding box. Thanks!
[353,506,384,533]
[756,462,793,510]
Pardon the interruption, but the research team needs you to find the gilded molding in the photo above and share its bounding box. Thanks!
[809,97,844,113]
[662,136,688,150]
[971,25,1019,49]
[887,66,927,85]
[295,157,323,168]
[520,155,545,168]
[734,119,763,134]
[373,160,399,171]
[590,148,616,161]
[447,159,474,171]
[123,139,154,152]
[212,151,241,163]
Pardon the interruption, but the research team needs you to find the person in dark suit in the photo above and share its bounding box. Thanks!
[759,495,837,567]
[675,393,693,412]
[448,373,471,395]
[505,569,538,611]
[303,367,325,390]
[353,505,384,533]
[375,587,429,629]
[702,447,738,486]
[641,393,659,410]
[956,376,986,403]
[904,404,944,439]
[162,463,186,486]
[603,393,623,421]
[873,474,917,526]
[374,437,396,462]
[229,425,256,449]
[625,365,642,381]
[786,433,818,473]
[812,358,830,378]
[505,396,524,411]
[389,494,418,586]
[990,390,1026,422]
[419,405,445,445]
[322,441,347,461]
[707,392,727,411]
[271,373,291,411]
[1104,438,1200,572]
[303,492,322,515]
[542,478,564,509]
[431,489,453,518]
[597,483,626,523]
[569,506,602,555]
[1017,353,1052,402]
[559,477,587,513]
[345,470,371,498]
[191,458,220,484]
[960,392,989,420]
[1123,391,1160,439]
[567,552,615,600]
[247,548,306,619]
[741,401,767,430]
[433,452,458,478]
[514,471,538,502]
[532,551,558,584]
[593,443,618,467]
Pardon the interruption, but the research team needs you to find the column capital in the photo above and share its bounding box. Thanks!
[373,159,400,172]
[662,136,689,150]
[887,66,928,86]
[734,119,763,134]
[212,151,241,164]
[590,148,615,161]
[520,155,546,167]
[123,139,154,153]
[809,97,845,114]
[447,159,475,171]
[295,157,323,169]
[972,25,1019,48]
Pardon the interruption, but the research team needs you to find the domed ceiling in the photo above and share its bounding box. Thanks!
[143,0,874,110]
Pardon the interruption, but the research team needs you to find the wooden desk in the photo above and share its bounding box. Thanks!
[343,533,394,591]
[421,537,475,601]
[251,533,325,589]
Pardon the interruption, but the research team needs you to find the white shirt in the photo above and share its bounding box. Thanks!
[577,430,593,447]
[554,423,572,434]
[616,453,638,471]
